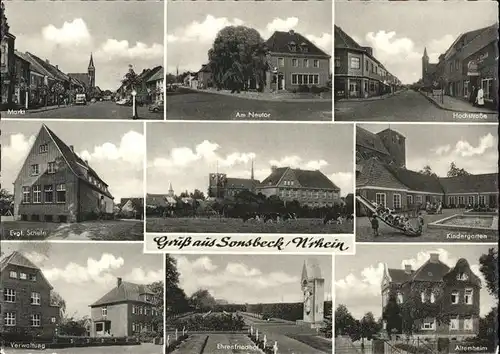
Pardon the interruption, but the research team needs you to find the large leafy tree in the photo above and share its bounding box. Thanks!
[479,248,498,298]
[50,291,67,318]
[334,304,357,337]
[0,188,13,215]
[447,162,470,177]
[166,254,190,316]
[359,312,380,345]
[382,291,402,336]
[121,64,141,117]
[418,165,437,177]
[149,280,164,333]
[189,289,217,312]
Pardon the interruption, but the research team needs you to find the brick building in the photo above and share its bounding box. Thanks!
[334,25,402,100]
[89,278,159,337]
[382,253,482,337]
[0,251,61,338]
[13,124,114,223]
[265,30,331,92]
[356,126,498,214]
[0,2,16,110]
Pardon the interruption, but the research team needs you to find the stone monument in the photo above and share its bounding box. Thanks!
[297,258,325,328]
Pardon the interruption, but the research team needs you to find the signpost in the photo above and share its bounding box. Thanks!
[131,89,138,119]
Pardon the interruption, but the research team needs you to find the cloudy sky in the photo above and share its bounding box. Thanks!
[171,254,332,304]
[4,2,164,90]
[358,124,498,176]
[166,2,332,74]
[147,123,354,197]
[335,1,498,84]
[336,245,497,319]
[0,242,163,318]
[1,121,144,202]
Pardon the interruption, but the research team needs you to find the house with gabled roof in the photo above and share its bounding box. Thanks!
[13,124,114,223]
[356,126,499,213]
[0,251,61,337]
[89,278,159,337]
[257,166,341,208]
[265,29,331,92]
[118,197,144,220]
[381,253,481,337]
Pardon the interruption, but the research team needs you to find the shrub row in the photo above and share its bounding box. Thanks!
[246,301,332,323]
[169,313,245,331]
[165,334,189,354]
[291,85,331,94]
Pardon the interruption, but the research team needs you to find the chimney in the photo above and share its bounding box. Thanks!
[117,277,122,287]
[288,30,295,36]
[56,65,58,70]
[69,145,74,152]
[46,59,50,64]
[271,165,277,171]
[404,264,412,274]
[84,160,88,165]
[429,253,439,263]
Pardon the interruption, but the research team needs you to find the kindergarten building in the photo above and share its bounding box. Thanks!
[355,126,498,214]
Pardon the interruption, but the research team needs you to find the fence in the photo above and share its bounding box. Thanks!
[248,325,279,354]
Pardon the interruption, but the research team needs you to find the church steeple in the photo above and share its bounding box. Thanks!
[251,159,254,181]
[87,53,95,89]
[168,182,174,197]
[88,53,95,69]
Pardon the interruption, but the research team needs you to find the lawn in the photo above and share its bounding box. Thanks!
[146,217,353,234]
[203,333,257,353]
[0,220,143,241]
[0,343,160,354]
[356,209,498,242]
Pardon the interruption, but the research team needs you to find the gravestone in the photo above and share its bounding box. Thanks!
[297,258,325,328]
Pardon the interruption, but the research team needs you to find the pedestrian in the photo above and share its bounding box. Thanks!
[417,213,424,234]
[371,214,379,238]
[469,86,475,104]
[472,86,479,106]
[476,86,484,107]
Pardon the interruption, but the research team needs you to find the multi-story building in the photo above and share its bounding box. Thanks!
[0,251,61,338]
[334,25,401,100]
[208,173,260,199]
[146,67,164,103]
[13,124,114,223]
[13,50,30,108]
[89,278,159,337]
[256,166,341,208]
[381,253,482,337]
[0,2,16,110]
[265,30,331,92]
[356,126,498,213]
[197,64,213,89]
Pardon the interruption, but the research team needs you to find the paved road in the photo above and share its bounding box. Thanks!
[8,101,163,120]
[334,90,498,122]
[166,91,332,121]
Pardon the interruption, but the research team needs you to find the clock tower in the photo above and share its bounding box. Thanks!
[88,53,95,89]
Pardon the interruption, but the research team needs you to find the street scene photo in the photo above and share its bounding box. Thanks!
[335,245,498,354]
[355,124,498,243]
[166,2,332,121]
[0,121,145,241]
[146,123,354,234]
[166,254,332,354]
[334,1,498,122]
[0,242,164,354]
[0,2,164,120]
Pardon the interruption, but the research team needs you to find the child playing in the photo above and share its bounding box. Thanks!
[371,215,379,237]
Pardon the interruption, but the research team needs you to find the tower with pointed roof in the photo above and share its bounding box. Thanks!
[422,47,429,82]
[168,182,174,197]
[299,258,325,328]
[88,53,95,89]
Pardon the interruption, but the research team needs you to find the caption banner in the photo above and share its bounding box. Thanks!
[144,234,355,254]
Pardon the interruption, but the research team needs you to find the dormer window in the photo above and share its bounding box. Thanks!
[289,41,297,52]
[457,272,468,281]
[300,43,308,53]
[39,144,48,153]
[102,307,107,317]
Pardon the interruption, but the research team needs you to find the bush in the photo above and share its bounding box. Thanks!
[297,85,310,93]
[170,313,245,331]
[437,337,450,351]
[310,85,322,94]
[134,330,160,343]
[166,334,189,353]
[394,343,432,354]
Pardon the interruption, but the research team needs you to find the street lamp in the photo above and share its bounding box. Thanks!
[131,89,138,119]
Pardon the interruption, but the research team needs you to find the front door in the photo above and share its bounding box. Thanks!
[278,74,284,90]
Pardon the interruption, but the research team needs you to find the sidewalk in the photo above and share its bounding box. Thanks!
[419,90,496,114]
[1,104,65,116]
[336,89,405,102]
[180,86,332,103]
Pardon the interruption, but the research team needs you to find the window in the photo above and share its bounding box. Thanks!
[44,185,54,203]
[31,164,40,175]
[96,323,103,332]
[20,272,27,280]
[464,318,473,330]
[463,80,469,97]
[397,293,403,304]
[22,187,31,203]
[415,195,423,204]
[350,57,360,69]
[277,58,284,67]
[48,161,56,174]
[291,74,319,86]
[393,194,401,209]
[334,57,340,68]
[9,271,17,279]
[51,317,56,323]
[102,307,107,316]
[280,189,286,198]
[450,316,459,330]
[478,195,486,205]
[457,272,468,281]
[139,307,143,315]
[30,274,37,281]
[4,313,16,326]
[39,144,48,153]
[421,319,435,330]
[132,305,136,314]
[458,196,465,205]
[467,195,474,205]
[481,78,493,100]
[313,60,319,68]
[430,293,435,303]
[451,291,459,304]
[4,288,16,302]
[31,292,41,305]
[448,196,457,206]
[376,193,387,208]
[303,59,309,68]
[132,323,137,332]
[407,195,413,206]
[464,289,473,305]
[56,184,66,203]
[292,59,298,67]
[31,314,41,327]
[33,185,41,203]
[421,292,426,303]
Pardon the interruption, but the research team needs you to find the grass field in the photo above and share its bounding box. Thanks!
[0,220,143,241]
[146,217,353,234]
[1,343,160,354]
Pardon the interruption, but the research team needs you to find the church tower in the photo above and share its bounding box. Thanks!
[168,182,174,197]
[250,159,254,181]
[88,53,95,88]
[422,47,429,82]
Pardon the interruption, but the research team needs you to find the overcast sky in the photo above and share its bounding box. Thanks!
[336,245,497,319]
[167,2,332,74]
[1,121,144,202]
[147,123,354,197]
[4,2,164,90]
[358,124,498,176]
[335,1,498,84]
[0,242,162,318]
[171,254,332,304]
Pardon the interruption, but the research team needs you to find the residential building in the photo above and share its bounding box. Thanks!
[356,126,498,213]
[256,166,341,207]
[265,30,331,92]
[197,64,213,89]
[381,253,481,337]
[0,251,61,338]
[0,2,16,110]
[89,278,159,337]
[334,25,402,99]
[118,197,144,219]
[13,124,114,223]
[13,50,30,107]
[146,67,164,103]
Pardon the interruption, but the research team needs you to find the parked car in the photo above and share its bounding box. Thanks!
[116,99,128,105]
[75,94,87,105]
[148,101,164,112]
[90,98,97,103]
